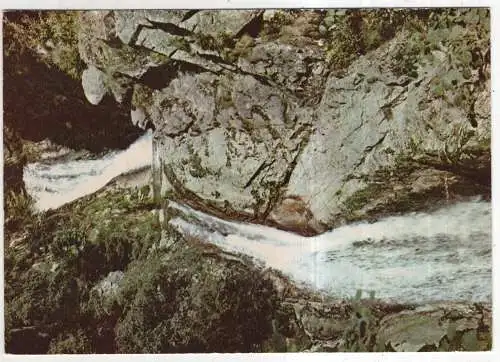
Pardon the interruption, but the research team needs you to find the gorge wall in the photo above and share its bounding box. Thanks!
[77,9,490,234]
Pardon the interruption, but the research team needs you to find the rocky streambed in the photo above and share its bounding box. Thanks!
[24,132,492,305]
[17,132,492,352]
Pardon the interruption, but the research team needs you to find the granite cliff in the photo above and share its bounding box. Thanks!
[78,9,490,234]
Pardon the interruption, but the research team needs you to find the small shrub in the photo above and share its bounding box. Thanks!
[341,290,377,352]
[115,245,278,353]
[4,11,84,79]
[4,189,35,232]
[48,329,93,354]
[51,227,88,259]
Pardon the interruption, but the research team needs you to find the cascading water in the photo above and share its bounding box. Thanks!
[169,199,491,303]
[23,132,492,304]
[24,131,153,211]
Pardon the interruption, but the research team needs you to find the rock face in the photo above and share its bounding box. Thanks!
[3,11,143,153]
[77,9,491,234]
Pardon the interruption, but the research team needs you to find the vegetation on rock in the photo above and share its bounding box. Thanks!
[3,11,84,80]
[323,9,420,74]
[4,183,492,353]
[4,188,283,353]
[3,11,143,152]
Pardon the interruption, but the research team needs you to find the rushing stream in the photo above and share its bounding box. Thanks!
[23,133,492,304]
[24,131,153,211]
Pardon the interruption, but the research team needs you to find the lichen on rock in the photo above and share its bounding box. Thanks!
[76,9,490,234]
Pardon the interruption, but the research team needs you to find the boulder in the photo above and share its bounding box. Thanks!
[82,65,108,105]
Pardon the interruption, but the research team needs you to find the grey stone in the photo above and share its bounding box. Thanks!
[179,10,262,36]
[93,270,125,299]
[131,107,148,129]
[377,303,491,352]
[77,10,490,233]
[81,65,108,105]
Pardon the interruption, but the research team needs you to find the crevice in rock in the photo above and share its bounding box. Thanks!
[244,160,275,189]
[234,11,265,39]
[381,87,407,109]
[365,131,388,153]
[139,63,177,90]
[416,154,491,189]
[174,59,217,75]
[165,120,195,138]
[128,23,154,46]
[351,131,388,171]
[262,128,312,221]
[340,116,364,148]
[181,10,200,23]
[289,123,311,141]
[146,19,193,37]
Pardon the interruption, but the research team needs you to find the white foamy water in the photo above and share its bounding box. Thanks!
[23,132,491,303]
[169,199,491,303]
[24,131,153,211]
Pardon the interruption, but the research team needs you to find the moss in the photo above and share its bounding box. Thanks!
[342,183,384,217]
[149,51,170,64]
[229,34,255,60]
[218,89,235,109]
[131,85,154,109]
[168,36,191,53]
[195,32,228,52]
[260,11,295,41]
[4,11,85,80]
[241,118,256,132]
[188,151,209,178]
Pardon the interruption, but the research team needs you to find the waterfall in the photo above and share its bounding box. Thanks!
[23,133,491,303]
